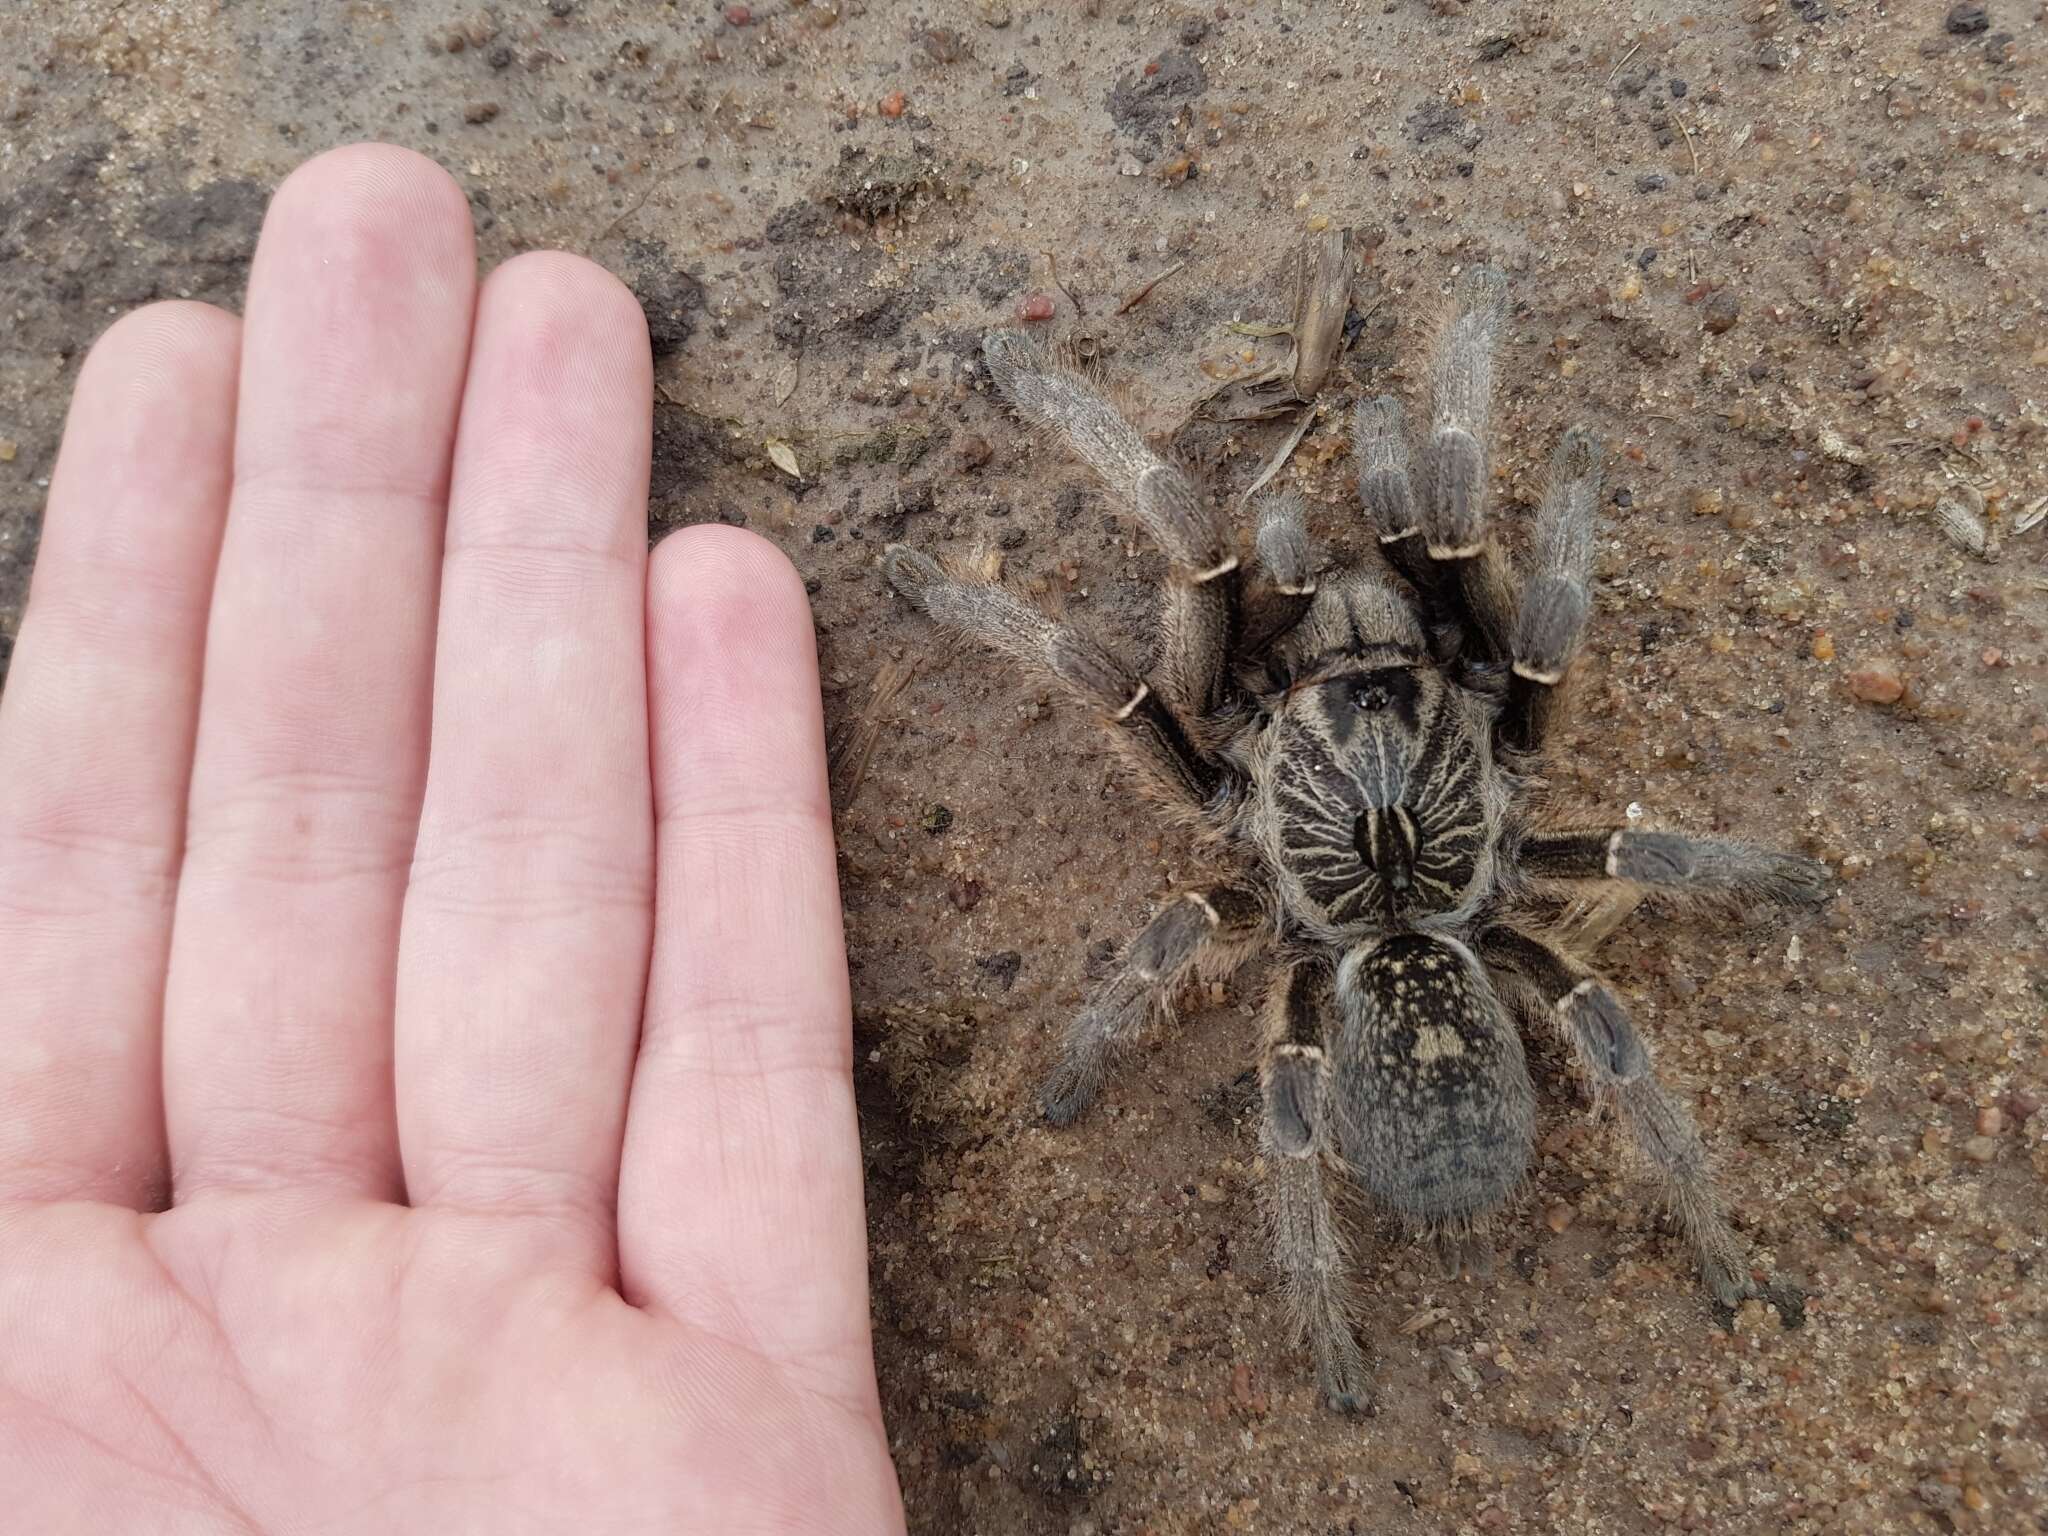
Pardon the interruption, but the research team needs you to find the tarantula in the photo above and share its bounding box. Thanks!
[880,265,1829,1412]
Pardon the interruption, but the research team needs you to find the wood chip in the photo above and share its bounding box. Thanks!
[1288,226,1352,398]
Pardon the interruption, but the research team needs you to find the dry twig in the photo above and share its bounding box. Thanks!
[1116,259,1186,315]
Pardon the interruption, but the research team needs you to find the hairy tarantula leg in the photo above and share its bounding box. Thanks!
[982,329,1238,718]
[1351,395,1448,612]
[1421,266,1520,664]
[1477,926,1758,1307]
[1521,827,1833,908]
[881,547,1225,810]
[1502,429,1603,753]
[1425,266,1507,558]
[981,330,1233,576]
[1240,489,1321,659]
[1257,958,1373,1414]
[1040,887,1265,1125]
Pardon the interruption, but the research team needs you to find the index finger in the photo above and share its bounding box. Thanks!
[618,527,876,1405]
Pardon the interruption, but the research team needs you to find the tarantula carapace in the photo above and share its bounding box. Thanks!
[880,265,1829,1412]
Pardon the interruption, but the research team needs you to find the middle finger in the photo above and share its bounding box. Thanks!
[394,252,654,1258]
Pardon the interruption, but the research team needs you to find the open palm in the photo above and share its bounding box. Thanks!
[0,145,904,1534]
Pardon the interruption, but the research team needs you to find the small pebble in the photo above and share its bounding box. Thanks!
[724,4,753,23]
[1544,1202,1576,1234]
[1961,1135,1998,1163]
[1198,1182,1228,1204]
[1019,292,1056,322]
[0,439,16,462]
[462,100,499,124]
[1918,1478,1962,1511]
[977,950,1023,991]
[1702,290,1741,334]
[1846,663,1905,705]
[1945,3,1990,34]
[878,90,907,118]
[1811,632,1835,662]
[1635,172,1668,193]
[1976,1105,2005,1136]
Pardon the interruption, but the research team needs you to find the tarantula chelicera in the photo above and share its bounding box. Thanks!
[880,265,1829,1412]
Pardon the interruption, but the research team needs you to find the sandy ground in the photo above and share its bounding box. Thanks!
[4,1,2047,1532]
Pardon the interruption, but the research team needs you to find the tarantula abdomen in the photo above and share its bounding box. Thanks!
[1331,934,1536,1234]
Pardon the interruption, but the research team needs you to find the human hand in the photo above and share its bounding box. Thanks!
[0,144,904,1534]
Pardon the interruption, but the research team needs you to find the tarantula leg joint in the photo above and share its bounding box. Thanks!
[1557,978,1651,1086]
[1110,681,1150,721]
[1128,891,1229,983]
[1263,1042,1327,1158]
[1421,422,1489,556]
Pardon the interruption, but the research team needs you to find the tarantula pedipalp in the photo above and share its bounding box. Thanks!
[880,264,1830,1413]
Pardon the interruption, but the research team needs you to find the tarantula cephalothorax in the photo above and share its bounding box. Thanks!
[880,265,1829,1413]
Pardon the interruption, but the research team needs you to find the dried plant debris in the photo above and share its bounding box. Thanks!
[832,655,920,803]
[1287,227,1352,399]
[1194,227,1356,424]
[1930,483,1994,559]
[1115,259,1185,315]
[1815,425,1869,465]
[1553,885,1647,955]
